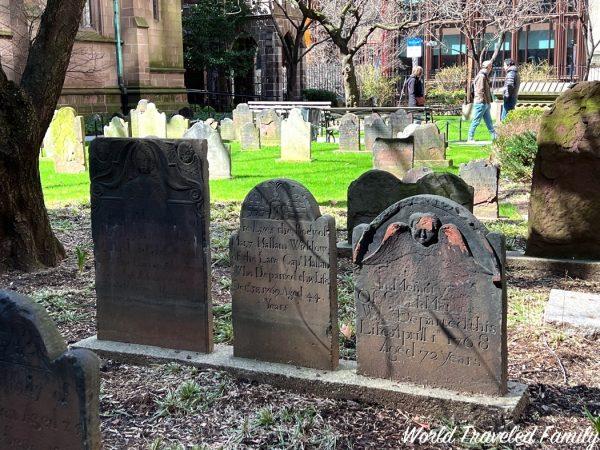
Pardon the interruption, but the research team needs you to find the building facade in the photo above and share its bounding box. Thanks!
[0,0,187,114]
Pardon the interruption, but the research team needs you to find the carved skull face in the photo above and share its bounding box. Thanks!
[134,145,155,174]
[409,213,442,247]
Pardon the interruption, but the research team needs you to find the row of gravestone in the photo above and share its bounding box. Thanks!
[86,138,507,396]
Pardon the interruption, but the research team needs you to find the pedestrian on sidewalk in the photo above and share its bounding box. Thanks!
[468,60,496,143]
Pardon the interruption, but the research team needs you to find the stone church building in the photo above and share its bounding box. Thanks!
[0,0,187,113]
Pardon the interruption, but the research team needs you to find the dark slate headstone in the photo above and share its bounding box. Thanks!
[347,170,417,244]
[403,167,433,184]
[90,138,213,353]
[0,290,101,449]
[338,113,360,152]
[389,110,413,136]
[459,159,499,219]
[416,173,474,212]
[230,179,339,370]
[364,113,392,152]
[372,138,414,178]
[352,195,507,395]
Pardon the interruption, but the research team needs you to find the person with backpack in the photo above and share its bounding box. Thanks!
[502,59,520,121]
[404,66,425,107]
[467,60,496,143]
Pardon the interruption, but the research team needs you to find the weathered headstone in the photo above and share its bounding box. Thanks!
[166,114,190,139]
[353,195,507,395]
[240,122,261,151]
[43,107,87,173]
[183,122,232,179]
[372,137,414,178]
[257,109,282,147]
[459,159,499,219]
[230,179,338,369]
[0,290,101,449]
[403,167,433,184]
[417,173,474,212]
[130,102,167,138]
[412,123,450,167]
[233,103,253,140]
[90,138,213,353]
[347,170,417,244]
[389,109,413,136]
[281,108,312,162]
[338,113,360,152]
[364,113,392,152]
[220,118,235,141]
[104,116,129,137]
[544,289,600,336]
[526,82,600,260]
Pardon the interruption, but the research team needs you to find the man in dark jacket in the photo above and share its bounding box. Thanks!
[405,66,424,107]
[502,59,520,121]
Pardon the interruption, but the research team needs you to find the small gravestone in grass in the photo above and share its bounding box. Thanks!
[459,159,499,219]
[257,109,282,147]
[166,114,190,139]
[372,137,414,178]
[104,116,129,137]
[353,195,507,395]
[220,118,235,141]
[233,103,253,140]
[184,122,232,179]
[130,102,166,138]
[281,109,312,161]
[411,123,451,168]
[417,172,474,212]
[364,113,392,152]
[544,289,600,337]
[90,138,213,353]
[0,290,101,449]
[43,107,87,173]
[338,113,360,152]
[240,122,261,151]
[389,110,413,136]
[403,167,432,184]
[230,179,339,370]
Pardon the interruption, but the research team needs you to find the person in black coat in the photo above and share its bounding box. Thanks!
[406,66,425,107]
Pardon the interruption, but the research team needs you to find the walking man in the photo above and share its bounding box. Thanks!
[468,60,496,143]
[502,59,520,121]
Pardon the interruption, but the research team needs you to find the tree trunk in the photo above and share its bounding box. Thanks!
[0,81,65,272]
[341,53,360,107]
[286,62,301,101]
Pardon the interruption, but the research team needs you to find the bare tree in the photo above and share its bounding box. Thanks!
[296,0,431,106]
[0,0,87,271]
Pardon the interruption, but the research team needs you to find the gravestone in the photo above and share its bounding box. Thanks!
[240,122,261,151]
[0,290,101,449]
[526,81,600,260]
[364,113,392,152]
[233,103,253,140]
[281,108,312,161]
[205,118,219,130]
[257,109,282,147]
[167,115,190,139]
[43,107,87,173]
[338,113,360,152]
[220,118,235,141]
[403,167,433,184]
[230,179,338,369]
[352,195,507,395]
[372,137,414,178]
[347,170,417,244]
[389,110,413,136]
[90,138,213,353]
[104,116,129,137]
[459,159,499,219]
[412,123,450,167]
[183,122,232,179]
[544,289,600,336]
[417,173,474,212]
[130,102,166,138]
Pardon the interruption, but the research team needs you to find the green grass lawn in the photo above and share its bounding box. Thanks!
[41,116,494,207]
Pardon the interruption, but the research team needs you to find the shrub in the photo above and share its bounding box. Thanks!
[493,108,545,182]
[356,65,400,107]
[302,89,340,106]
[519,61,555,82]
[433,65,467,91]
[426,88,465,106]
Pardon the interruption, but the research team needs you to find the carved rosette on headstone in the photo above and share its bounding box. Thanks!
[230,179,339,370]
[233,103,253,141]
[90,138,213,353]
[184,122,232,179]
[372,138,414,178]
[0,290,101,449]
[281,109,312,161]
[352,195,507,395]
[338,113,361,152]
[459,159,500,219]
[257,109,282,147]
[364,113,392,152]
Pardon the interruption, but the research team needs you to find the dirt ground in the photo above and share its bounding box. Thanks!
[1,199,599,449]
